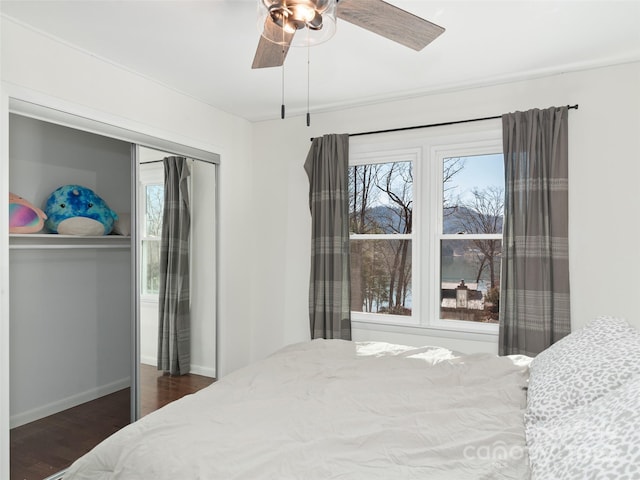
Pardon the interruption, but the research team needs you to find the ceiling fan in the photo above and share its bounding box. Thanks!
[252,0,445,69]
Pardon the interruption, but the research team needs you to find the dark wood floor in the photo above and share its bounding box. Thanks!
[10,364,215,480]
[139,363,215,417]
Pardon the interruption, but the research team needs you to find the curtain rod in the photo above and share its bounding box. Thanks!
[310,104,579,141]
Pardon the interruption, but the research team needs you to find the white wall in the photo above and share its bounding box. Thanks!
[1,16,254,477]
[250,62,640,362]
[0,15,253,375]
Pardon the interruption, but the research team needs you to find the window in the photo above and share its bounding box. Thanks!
[439,153,503,325]
[349,128,503,335]
[139,163,164,297]
[349,150,416,322]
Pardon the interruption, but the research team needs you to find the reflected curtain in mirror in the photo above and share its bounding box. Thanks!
[158,156,191,375]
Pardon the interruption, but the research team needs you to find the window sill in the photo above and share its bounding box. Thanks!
[140,296,159,304]
[351,318,499,344]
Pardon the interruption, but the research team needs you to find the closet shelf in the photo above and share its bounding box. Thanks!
[9,234,131,250]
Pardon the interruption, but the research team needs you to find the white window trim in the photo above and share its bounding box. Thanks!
[349,126,503,340]
[139,162,164,303]
[428,138,503,336]
[349,147,421,327]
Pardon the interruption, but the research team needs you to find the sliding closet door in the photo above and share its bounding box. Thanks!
[189,159,217,377]
[136,147,218,418]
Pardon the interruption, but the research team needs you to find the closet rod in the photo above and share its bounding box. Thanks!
[140,157,217,165]
[310,104,579,141]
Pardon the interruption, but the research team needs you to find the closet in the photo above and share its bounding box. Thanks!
[5,101,219,479]
[8,113,134,479]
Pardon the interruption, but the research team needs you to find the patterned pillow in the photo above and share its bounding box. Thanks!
[526,316,640,427]
[528,374,640,480]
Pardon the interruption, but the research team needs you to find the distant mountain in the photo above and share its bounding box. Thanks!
[443,206,503,235]
[351,205,502,236]
[351,205,408,234]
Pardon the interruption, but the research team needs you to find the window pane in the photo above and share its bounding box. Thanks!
[145,185,164,237]
[440,239,501,323]
[349,161,413,234]
[443,154,503,234]
[350,239,411,316]
[142,239,161,295]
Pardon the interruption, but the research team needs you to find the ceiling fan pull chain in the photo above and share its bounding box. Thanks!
[281,45,286,119]
[306,33,311,127]
[281,63,285,119]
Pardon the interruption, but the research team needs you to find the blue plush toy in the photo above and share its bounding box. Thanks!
[44,185,118,236]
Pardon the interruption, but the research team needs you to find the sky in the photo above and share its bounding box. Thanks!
[447,153,504,203]
[354,152,504,210]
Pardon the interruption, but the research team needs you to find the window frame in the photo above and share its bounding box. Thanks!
[428,140,503,336]
[138,162,164,302]
[349,147,421,327]
[349,126,503,339]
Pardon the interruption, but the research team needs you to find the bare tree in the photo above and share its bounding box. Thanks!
[361,240,391,312]
[349,164,383,312]
[452,186,504,288]
[374,162,412,313]
[142,184,164,294]
[349,164,382,234]
[145,185,164,237]
[350,161,419,315]
[443,157,466,218]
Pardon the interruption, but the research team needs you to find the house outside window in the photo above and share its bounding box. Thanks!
[349,127,503,336]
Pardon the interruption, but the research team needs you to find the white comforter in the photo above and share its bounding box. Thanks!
[64,340,532,480]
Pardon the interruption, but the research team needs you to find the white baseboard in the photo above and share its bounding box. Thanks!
[140,355,157,367]
[140,356,215,378]
[10,377,131,429]
[190,364,216,378]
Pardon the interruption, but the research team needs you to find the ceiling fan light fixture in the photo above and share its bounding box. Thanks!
[258,0,337,47]
[291,4,316,23]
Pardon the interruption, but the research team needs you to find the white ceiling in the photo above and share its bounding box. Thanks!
[2,1,639,122]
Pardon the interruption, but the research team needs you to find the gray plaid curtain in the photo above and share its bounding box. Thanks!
[158,156,191,375]
[499,106,570,356]
[304,134,352,340]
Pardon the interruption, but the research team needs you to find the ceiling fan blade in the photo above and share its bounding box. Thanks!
[252,20,295,69]
[337,0,445,51]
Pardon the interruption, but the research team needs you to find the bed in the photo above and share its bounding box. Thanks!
[64,316,640,480]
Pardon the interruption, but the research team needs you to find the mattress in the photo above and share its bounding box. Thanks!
[64,339,532,480]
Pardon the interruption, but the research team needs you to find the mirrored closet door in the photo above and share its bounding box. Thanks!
[136,147,217,418]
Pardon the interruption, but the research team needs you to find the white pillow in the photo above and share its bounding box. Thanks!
[528,374,640,480]
[526,316,640,427]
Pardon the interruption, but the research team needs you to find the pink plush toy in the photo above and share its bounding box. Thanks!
[9,192,47,234]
